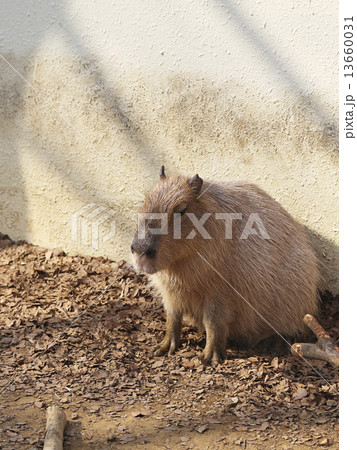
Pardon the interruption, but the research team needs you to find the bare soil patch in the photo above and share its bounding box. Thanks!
[0,233,338,448]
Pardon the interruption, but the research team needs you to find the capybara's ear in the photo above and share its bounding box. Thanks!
[188,174,203,195]
[160,165,166,179]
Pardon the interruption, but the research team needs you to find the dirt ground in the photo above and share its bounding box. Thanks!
[0,233,339,449]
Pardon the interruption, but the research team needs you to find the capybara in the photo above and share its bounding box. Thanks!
[131,166,319,365]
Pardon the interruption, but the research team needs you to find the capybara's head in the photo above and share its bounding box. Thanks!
[131,166,203,274]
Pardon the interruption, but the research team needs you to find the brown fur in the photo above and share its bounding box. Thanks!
[131,170,320,365]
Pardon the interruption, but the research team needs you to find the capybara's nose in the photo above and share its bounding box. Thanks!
[131,240,140,255]
[131,240,157,258]
[143,247,156,258]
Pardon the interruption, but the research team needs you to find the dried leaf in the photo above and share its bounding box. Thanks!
[293,387,308,400]
[196,424,209,434]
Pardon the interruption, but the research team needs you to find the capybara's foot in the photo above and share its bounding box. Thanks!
[200,345,226,367]
[153,337,179,356]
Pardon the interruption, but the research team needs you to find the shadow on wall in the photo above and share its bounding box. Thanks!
[0,0,162,247]
[304,226,339,296]
[217,0,338,146]
[0,57,30,241]
[58,24,164,180]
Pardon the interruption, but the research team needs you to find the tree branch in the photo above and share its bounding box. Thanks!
[43,405,67,450]
[291,314,339,367]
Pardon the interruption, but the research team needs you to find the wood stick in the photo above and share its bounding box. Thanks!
[291,314,339,367]
[43,405,67,450]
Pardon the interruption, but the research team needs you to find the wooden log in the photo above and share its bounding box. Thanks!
[291,314,339,367]
[43,405,67,450]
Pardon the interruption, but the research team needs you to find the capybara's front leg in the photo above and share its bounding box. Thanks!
[154,309,182,356]
[201,309,227,367]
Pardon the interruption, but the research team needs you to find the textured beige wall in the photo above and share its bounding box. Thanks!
[0,0,338,293]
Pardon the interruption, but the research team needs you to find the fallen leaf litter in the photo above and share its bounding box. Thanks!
[0,234,339,448]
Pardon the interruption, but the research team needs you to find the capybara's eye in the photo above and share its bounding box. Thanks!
[180,208,187,216]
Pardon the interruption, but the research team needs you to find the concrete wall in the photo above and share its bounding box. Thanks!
[0,0,338,293]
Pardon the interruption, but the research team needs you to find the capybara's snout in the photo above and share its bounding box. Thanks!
[131,233,159,274]
[131,236,157,259]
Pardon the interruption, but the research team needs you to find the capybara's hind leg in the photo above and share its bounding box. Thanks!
[154,309,182,356]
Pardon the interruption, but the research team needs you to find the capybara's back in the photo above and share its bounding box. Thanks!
[131,168,320,365]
